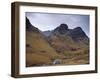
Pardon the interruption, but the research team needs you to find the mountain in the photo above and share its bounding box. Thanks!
[53,24,69,34]
[44,23,89,43]
[26,17,60,67]
[26,17,39,33]
[43,30,52,37]
[68,27,89,44]
[43,23,89,64]
[26,18,89,66]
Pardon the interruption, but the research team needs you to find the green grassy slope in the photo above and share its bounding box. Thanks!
[26,31,60,67]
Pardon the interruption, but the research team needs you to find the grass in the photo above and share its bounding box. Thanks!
[26,53,52,67]
[26,31,89,67]
[26,31,60,67]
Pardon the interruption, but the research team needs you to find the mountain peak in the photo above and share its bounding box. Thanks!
[73,27,84,34]
[69,27,88,41]
[74,27,82,31]
[26,17,39,33]
[57,23,68,30]
[53,23,69,34]
[59,24,68,29]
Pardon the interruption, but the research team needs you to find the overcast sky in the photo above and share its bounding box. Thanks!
[26,12,90,37]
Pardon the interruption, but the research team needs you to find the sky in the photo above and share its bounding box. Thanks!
[26,12,90,37]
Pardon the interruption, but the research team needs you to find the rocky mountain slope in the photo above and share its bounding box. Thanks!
[26,18,89,67]
[26,17,60,67]
[43,24,89,64]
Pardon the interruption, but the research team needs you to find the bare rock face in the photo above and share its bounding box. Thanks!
[54,24,69,34]
[26,17,39,33]
[69,27,89,42]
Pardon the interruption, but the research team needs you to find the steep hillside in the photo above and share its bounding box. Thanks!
[26,17,60,67]
[43,24,89,65]
[26,17,89,66]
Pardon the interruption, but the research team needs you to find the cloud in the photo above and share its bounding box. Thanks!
[26,12,89,37]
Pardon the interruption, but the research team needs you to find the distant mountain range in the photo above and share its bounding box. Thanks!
[26,17,89,67]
